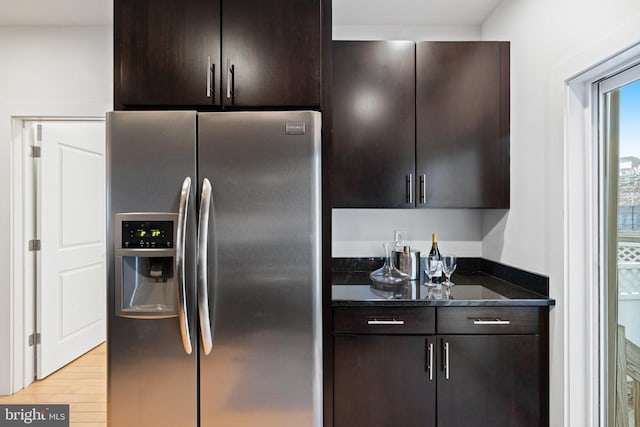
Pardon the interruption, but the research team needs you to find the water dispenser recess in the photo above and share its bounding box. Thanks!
[114,213,179,318]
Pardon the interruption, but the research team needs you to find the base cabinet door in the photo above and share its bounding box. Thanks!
[334,335,436,427]
[437,335,542,427]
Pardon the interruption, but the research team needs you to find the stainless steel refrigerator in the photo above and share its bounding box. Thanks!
[106,111,322,427]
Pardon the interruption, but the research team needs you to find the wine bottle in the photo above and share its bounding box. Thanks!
[429,233,443,283]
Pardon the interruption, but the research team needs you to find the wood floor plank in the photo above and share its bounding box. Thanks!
[0,343,107,426]
[21,386,105,395]
[70,412,106,422]
[70,402,106,412]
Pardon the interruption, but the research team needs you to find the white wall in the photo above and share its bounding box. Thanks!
[0,25,112,395]
[332,209,487,257]
[481,1,640,426]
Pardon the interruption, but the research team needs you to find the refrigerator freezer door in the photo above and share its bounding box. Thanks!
[107,111,198,427]
[198,111,322,427]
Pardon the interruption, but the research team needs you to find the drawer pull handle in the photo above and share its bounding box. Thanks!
[473,318,511,325]
[367,319,405,325]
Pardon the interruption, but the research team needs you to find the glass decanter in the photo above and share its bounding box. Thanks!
[369,241,410,289]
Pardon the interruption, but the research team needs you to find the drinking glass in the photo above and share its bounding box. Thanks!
[425,284,451,300]
[422,255,440,287]
[441,255,457,287]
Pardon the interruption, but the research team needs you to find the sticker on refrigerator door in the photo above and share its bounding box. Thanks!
[285,123,306,135]
[0,404,69,426]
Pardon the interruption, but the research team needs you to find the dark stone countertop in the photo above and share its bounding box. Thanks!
[332,258,555,307]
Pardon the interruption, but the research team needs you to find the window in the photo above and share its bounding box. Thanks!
[598,63,640,427]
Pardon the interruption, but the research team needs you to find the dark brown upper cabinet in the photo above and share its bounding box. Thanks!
[416,42,510,208]
[115,0,221,108]
[114,0,321,109]
[221,0,321,108]
[331,41,416,208]
[331,41,510,209]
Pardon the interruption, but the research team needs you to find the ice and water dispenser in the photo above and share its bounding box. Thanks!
[114,213,178,318]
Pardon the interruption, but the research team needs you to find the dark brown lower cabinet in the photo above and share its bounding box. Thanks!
[334,335,436,427]
[437,335,541,427]
[333,306,548,427]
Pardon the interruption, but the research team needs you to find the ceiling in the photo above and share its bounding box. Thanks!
[0,0,503,27]
[333,0,503,26]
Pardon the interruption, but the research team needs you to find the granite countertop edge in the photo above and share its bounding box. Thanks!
[331,258,556,307]
[331,296,555,307]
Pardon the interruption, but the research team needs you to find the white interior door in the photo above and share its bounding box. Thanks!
[36,121,106,379]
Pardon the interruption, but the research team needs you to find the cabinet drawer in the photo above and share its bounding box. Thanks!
[334,306,435,334]
[437,307,540,334]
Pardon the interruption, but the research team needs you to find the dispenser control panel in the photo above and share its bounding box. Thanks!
[122,221,173,248]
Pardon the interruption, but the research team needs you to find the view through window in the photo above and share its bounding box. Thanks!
[603,65,640,427]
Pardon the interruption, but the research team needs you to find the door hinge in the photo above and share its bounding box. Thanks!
[28,333,41,347]
[30,146,41,158]
[28,239,41,251]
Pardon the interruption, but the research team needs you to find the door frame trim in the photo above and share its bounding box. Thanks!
[9,116,105,394]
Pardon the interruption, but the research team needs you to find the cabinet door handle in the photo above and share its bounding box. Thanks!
[419,174,426,204]
[473,318,511,325]
[442,340,450,380]
[210,63,215,101]
[426,342,434,381]
[226,59,234,102]
[206,56,212,98]
[367,319,405,325]
[406,174,413,204]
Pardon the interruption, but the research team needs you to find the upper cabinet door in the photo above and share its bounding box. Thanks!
[416,42,510,208]
[115,0,221,108]
[221,0,321,108]
[331,41,416,208]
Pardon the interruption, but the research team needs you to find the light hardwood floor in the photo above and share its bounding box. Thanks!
[0,343,106,427]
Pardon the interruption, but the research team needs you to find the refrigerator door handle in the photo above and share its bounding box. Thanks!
[198,178,214,355]
[176,177,193,355]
